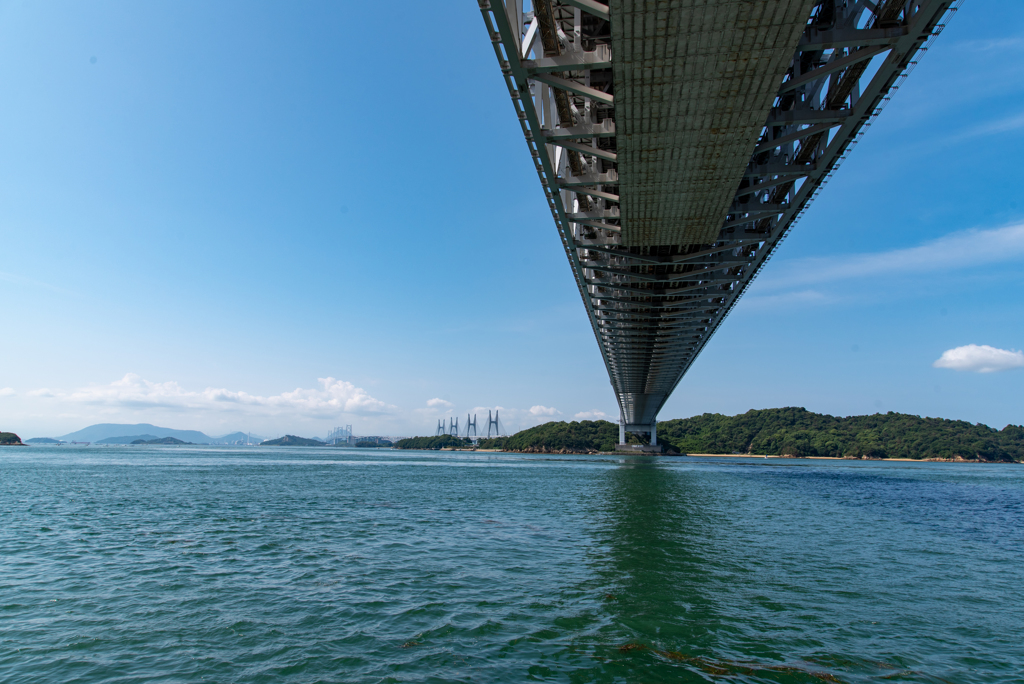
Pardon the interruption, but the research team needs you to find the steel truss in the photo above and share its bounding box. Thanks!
[479,0,960,433]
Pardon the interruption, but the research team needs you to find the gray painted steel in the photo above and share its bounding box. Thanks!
[479,0,959,432]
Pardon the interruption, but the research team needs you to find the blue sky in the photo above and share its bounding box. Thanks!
[1,1,1022,439]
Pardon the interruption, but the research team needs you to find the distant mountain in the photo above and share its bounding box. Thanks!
[25,437,62,444]
[261,435,325,447]
[95,434,160,445]
[57,423,263,445]
[215,431,264,444]
[60,423,213,443]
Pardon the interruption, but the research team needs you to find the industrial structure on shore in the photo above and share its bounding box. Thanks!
[480,0,958,449]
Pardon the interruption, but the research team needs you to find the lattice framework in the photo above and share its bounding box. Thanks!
[479,0,960,431]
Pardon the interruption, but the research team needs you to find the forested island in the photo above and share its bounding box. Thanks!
[260,435,326,447]
[0,431,24,445]
[656,408,1023,460]
[396,408,1024,462]
[394,435,472,450]
[131,437,190,445]
[355,439,393,448]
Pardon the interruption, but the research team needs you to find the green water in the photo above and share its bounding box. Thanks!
[2,446,1022,682]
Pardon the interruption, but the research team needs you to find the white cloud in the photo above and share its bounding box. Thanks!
[757,223,1024,293]
[413,397,456,419]
[574,409,609,420]
[0,387,15,396]
[426,397,453,408]
[529,405,560,416]
[933,344,1024,373]
[35,373,395,417]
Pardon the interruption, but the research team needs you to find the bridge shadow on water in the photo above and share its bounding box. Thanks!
[557,457,864,684]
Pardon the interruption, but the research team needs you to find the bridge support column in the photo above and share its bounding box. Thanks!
[618,419,660,451]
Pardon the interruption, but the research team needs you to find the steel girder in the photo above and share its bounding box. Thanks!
[479,0,960,429]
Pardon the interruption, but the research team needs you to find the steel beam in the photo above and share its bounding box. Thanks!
[480,0,958,429]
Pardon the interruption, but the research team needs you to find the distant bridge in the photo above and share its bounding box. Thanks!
[479,0,958,446]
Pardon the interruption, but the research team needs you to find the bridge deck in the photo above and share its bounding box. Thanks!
[614,0,813,247]
[481,0,957,431]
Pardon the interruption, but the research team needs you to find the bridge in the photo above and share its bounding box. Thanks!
[479,0,958,447]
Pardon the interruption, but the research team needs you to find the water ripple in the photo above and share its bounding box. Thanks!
[1,447,1021,682]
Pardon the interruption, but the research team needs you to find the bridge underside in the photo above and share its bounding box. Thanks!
[481,0,955,431]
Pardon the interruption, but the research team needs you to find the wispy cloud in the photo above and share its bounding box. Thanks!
[529,405,560,416]
[34,374,395,417]
[0,387,15,397]
[574,409,609,420]
[954,36,1024,53]
[470,405,504,417]
[947,111,1024,144]
[413,398,456,420]
[426,397,453,408]
[933,344,1024,373]
[755,223,1024,294]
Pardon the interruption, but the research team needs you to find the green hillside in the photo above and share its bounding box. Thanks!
[469,409,1024,461]
[477,420,620,453]
[658,408,1023,461]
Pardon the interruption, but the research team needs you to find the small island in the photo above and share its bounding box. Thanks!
[260,435,326,447]
[355,439,393,448]
[130,437,191,445]
[0,431,24,446]
[394,435,473,450]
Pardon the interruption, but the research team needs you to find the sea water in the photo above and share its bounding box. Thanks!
[2,446,1022,683]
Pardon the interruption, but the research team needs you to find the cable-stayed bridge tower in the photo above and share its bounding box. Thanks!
[464,414,478,439]
[486,410,506,438]
[479,0,958,446]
